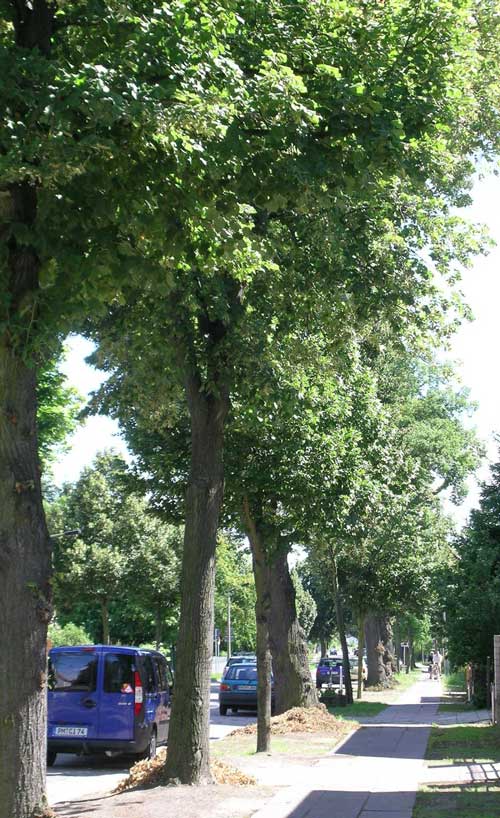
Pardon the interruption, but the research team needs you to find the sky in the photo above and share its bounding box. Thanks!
[53,173,500,526]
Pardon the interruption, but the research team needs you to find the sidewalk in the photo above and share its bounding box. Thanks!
[252,672,443,818]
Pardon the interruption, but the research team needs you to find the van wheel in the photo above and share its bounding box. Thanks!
[219,704,228,716]
[47,751,57,767]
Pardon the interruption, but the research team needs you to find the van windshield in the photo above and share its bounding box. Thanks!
[48,651,97,692]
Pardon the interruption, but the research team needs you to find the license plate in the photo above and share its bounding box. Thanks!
[238,685,254,691]
[54,726,88,738]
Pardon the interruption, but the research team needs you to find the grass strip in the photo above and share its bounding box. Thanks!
[413,723,500,817]
[327,700,387,719]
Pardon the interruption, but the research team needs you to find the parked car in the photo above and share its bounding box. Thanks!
[47,645,174,766]
[219,664,274,715]
[316,657,343,689]
[222,654,256,678]
[349,657,367,681]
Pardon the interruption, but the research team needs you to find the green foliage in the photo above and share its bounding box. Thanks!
[292,569,317,638]
[49,450,181,645]
[48,621,91,647]
[442,455,500,667]
[37,353,83,472]
[215,534,256,652]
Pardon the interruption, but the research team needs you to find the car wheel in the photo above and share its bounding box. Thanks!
[47,751,57,767]
[231,707,238,714]
[219,704,228,716]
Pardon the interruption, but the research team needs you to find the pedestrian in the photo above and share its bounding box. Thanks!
[431,648,442,680]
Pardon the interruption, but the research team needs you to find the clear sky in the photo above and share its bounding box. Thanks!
[52,173,500,525]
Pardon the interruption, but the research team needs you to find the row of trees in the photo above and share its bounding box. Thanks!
[2,0,500,815]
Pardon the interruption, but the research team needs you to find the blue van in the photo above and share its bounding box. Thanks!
[47,645,173,766]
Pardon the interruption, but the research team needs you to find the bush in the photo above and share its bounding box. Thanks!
[48,621,91,647]
[319,688,347,707]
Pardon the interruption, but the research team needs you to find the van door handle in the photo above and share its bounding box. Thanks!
[81,698,97,708]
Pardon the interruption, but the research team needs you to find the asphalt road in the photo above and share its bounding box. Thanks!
[47,682,256,807]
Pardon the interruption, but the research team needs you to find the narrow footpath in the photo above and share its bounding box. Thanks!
[253,672,443,818]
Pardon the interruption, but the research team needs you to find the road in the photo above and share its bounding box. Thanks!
[47,683,256,807]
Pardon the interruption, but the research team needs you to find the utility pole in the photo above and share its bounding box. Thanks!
[227,594,232,659]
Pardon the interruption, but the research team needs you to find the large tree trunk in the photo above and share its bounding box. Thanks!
[379,615,396,675]
[268,549,318,713]
[101,599,110,645]
[320,638,329,658]
[330,556,353,704]
[164,374,228,784]
[365,614,385,687]
[243,498,272,753]
[1,0,54,783]
[0,240,52,814]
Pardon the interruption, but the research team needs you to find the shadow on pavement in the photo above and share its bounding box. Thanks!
[335,725,431,760]
[263,787,500,818]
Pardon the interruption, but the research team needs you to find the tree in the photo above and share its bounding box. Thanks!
[47,621,91,648]
[1,1,217,810]
[442,455,500,669]
[299,559,338,658]
[37,355,82,474]
[292,569,317,640]
[214,535,256,654]
[52,452,181,646]
[84,0,500,783]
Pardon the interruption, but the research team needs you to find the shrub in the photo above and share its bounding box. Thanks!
[48,621,91,647]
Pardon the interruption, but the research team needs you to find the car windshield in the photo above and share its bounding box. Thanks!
[319,659,340,667]
[225,666,258,681]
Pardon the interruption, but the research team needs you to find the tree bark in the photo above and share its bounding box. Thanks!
[320,638,329,658]
[164,374,228,784]
[330,556,353,704]
[268,549,318,713]
[0,281,52,817]
[101,599,110,645]
[379,614,396,675]
[243,497,272,754]
[365,613,385,687]
[1,0,54,790]
[357,612,365,700]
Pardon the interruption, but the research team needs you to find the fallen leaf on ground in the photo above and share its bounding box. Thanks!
[114,748,256,793]
[229,705,355,737]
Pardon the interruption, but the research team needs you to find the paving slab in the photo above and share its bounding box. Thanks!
[251,673,442,818]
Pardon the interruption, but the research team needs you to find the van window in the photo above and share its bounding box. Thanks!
[153,656,168,690]
[48,651,97,692]
[142,655,157,693]
[104,653,135,694]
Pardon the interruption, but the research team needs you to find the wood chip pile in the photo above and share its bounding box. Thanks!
[229,705,354,737]
[114,748,256,794]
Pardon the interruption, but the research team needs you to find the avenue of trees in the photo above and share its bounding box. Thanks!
[2,1,500,815]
